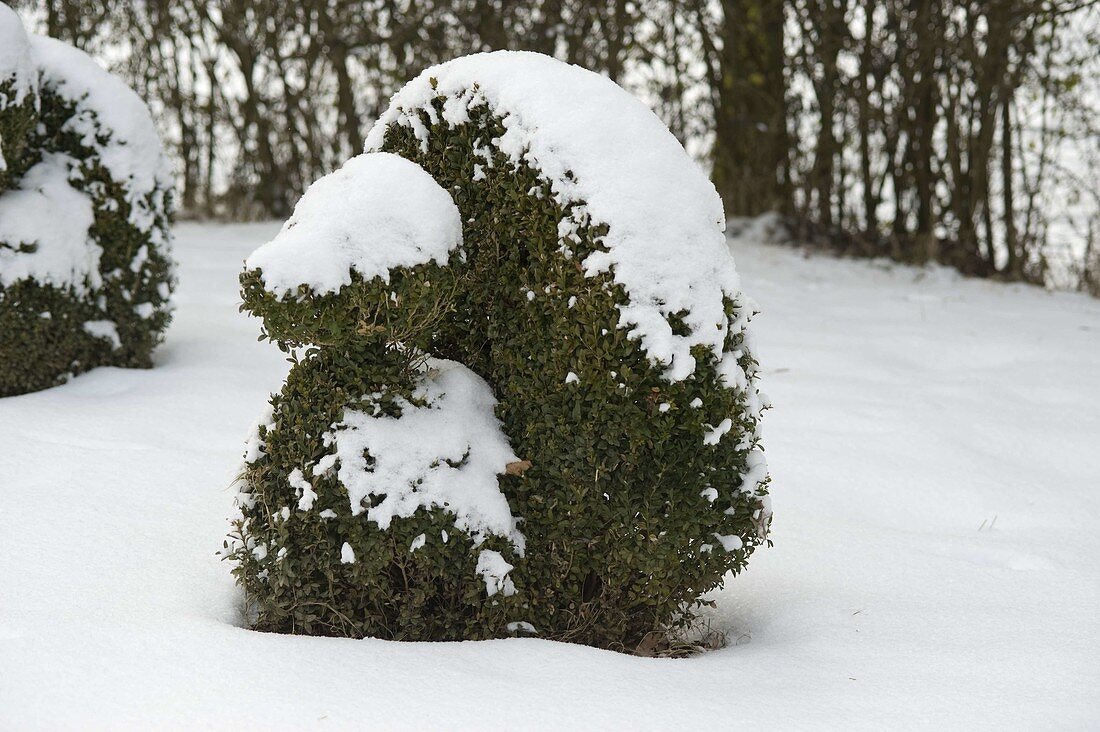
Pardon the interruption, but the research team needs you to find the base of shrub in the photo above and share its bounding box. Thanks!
[0,280,115,397]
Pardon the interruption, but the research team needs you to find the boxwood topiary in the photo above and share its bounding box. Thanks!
[228,52,771,653]
[226,152,526,640]
[0,18,174,397]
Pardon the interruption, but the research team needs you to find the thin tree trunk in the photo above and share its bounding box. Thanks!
[707,0,791,217]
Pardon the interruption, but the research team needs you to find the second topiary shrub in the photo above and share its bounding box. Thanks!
[228,52,771,652]
[0,9,174,397]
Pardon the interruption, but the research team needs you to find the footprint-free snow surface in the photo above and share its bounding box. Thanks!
[2,222,1098,728]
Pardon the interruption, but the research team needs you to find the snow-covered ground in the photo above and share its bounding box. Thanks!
[2,222,1098,729]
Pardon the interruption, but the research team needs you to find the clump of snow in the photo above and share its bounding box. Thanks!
[246,152,463,297]
[702,417,733,446]
[475,549,516,597]
[323,358,524,551]
[288,468,316,511]
[366,51,741,382]
[718,348,766,422]
[28,35,172,234]
[312,452,338,477]
[0,153,99,291]
[713,533,743,552]
[82,319,120,350]
[339,542,355,564]
[241,402,275,465]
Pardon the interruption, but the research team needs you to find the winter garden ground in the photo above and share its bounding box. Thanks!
[1,221,1098,728]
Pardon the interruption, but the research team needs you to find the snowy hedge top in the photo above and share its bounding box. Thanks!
[29,35,171,233]
[365,51,742,382]
[246,152,464,297]
[0,4,34,103]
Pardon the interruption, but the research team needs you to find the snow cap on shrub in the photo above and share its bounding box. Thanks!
[324,359,524,552]
[0,5,35,98]
[0,153,97,291]
[367,50,740,382]
[247,152,463,298]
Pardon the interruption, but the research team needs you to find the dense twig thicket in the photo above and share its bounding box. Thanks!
[15,0,1099,291]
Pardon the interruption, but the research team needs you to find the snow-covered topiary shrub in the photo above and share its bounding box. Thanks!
[0,11,174,397]
[226,153,526,639]
[229,52,771,651]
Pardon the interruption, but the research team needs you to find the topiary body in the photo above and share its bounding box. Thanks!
[230,53,771,652]
[227,153,526,640]
[0,18,174,397]
[375,116,768,650]
[229,338,525,639]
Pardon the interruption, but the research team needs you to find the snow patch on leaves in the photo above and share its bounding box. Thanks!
[476,549,516,597]
[0,153,99,291]
[321,358,524,553]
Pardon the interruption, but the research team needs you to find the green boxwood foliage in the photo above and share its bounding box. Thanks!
[380,108,769,651]
[228,56,771,653]
[226,152,532,640]
[229,257,526,640]
[0,78,35,194]
[0,30,174,397]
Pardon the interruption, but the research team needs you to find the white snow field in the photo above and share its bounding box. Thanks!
[1,222,1098,729]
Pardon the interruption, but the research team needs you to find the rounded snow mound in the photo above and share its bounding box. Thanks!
[247,152,463,297]
[366,51,740,382]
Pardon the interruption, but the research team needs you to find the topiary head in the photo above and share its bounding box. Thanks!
[241,152,465,351]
